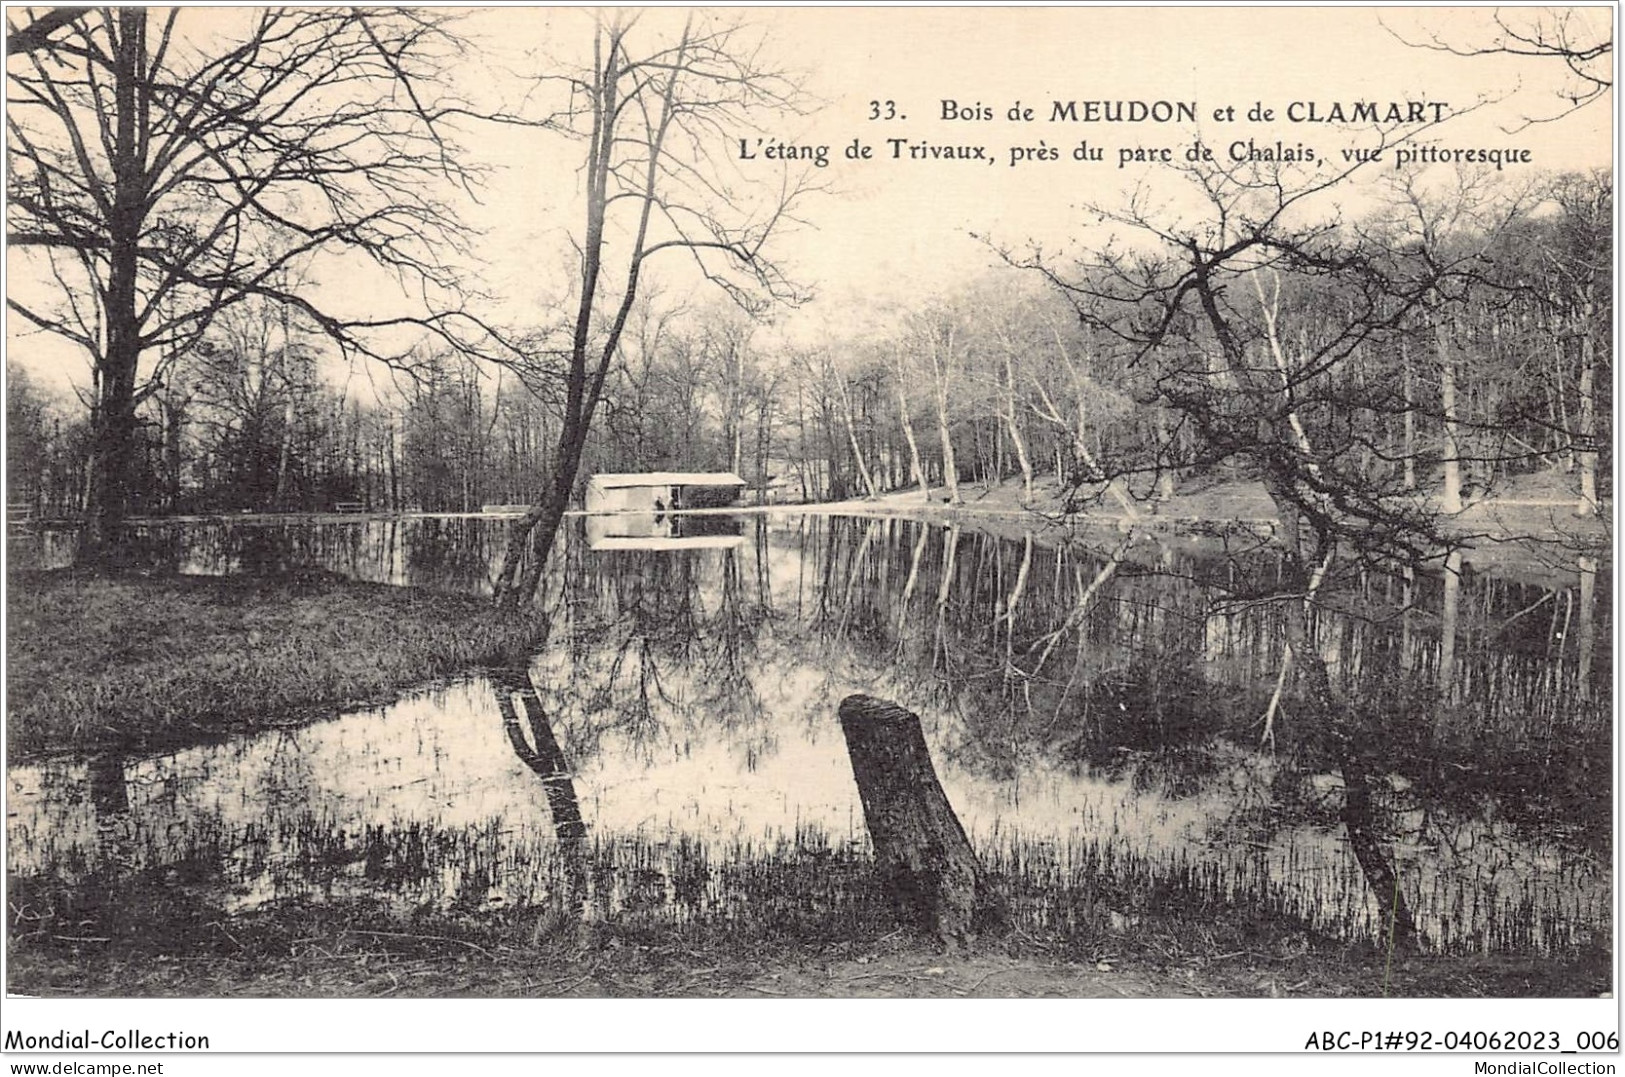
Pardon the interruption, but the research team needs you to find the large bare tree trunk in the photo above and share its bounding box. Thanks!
[275,398,296,509]
[494,28,632,609]
[934,399,960,505]
[923,326,962,506]
[273,302,296,509]
[837,694,995,944]
[752,393,773,504]
[1436,319,1463,514]
[1438,549,1462,704]
[835,370,878,499]
[893,354,929,498]
[997,345,1034,504]
[81,8,148,566]
[1261,468,1418,952]
[1401,340,1417,493]
[1153,408,1176,502]
[729,375,744,479]
[1575,291,1598,517]
[496,474,574,609]
[1004,407,1034,505]
[1576,556,1597,701]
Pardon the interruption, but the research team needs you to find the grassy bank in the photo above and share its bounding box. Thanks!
[5,569,546,761]
[8,882,1605,999]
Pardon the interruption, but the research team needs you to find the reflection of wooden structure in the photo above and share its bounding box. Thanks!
[837,694,995,945]
[584,472,745,514]
[584,511,745,551]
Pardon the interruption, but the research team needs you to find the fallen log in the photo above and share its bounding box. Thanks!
[837,693,997,944]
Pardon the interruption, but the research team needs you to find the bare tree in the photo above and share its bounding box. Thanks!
[1536,171,1612,517]
[699,306,756,478]
[490,11,812,610]
[825,347,881,500]
[5,8,86,57]
[183,291,321,512]
[7,7,503,563]
[1005,151,1488,947]
[1026,298,1141,515]
[1388,7,1613,127]
[1378,167,1535,513]
[907,303,970,506]
[974,281,1040,505]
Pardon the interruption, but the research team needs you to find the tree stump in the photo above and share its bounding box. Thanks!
[837,694,992,945]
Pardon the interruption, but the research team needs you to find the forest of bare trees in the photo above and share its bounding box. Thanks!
[5,9,1611,552]
[8,163,1611,523]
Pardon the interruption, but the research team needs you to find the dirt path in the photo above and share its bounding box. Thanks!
[734,952,1198,999]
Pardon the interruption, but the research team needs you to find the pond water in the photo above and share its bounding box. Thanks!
[7,512,1612,954]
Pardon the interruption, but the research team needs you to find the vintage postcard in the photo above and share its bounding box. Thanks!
[3,4,1615,1067]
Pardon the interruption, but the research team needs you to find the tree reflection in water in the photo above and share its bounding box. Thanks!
[490,663,587,934]
[16,511,1606,954]
[493,512,1605,949]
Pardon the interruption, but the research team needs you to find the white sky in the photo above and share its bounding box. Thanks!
[465,7,1614,333]
[5,5,1615,398]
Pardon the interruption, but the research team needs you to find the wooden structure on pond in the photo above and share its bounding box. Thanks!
[837,694,999,945]
[583,472,745,514]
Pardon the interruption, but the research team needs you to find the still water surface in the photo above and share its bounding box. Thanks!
[8,513,1612,954]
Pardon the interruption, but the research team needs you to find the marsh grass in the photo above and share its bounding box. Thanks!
[9,822,1609,999]
[11,813,1607,970]
[6,569,546,760]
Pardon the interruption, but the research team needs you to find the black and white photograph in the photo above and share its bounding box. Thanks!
[2,3,1617,1065]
